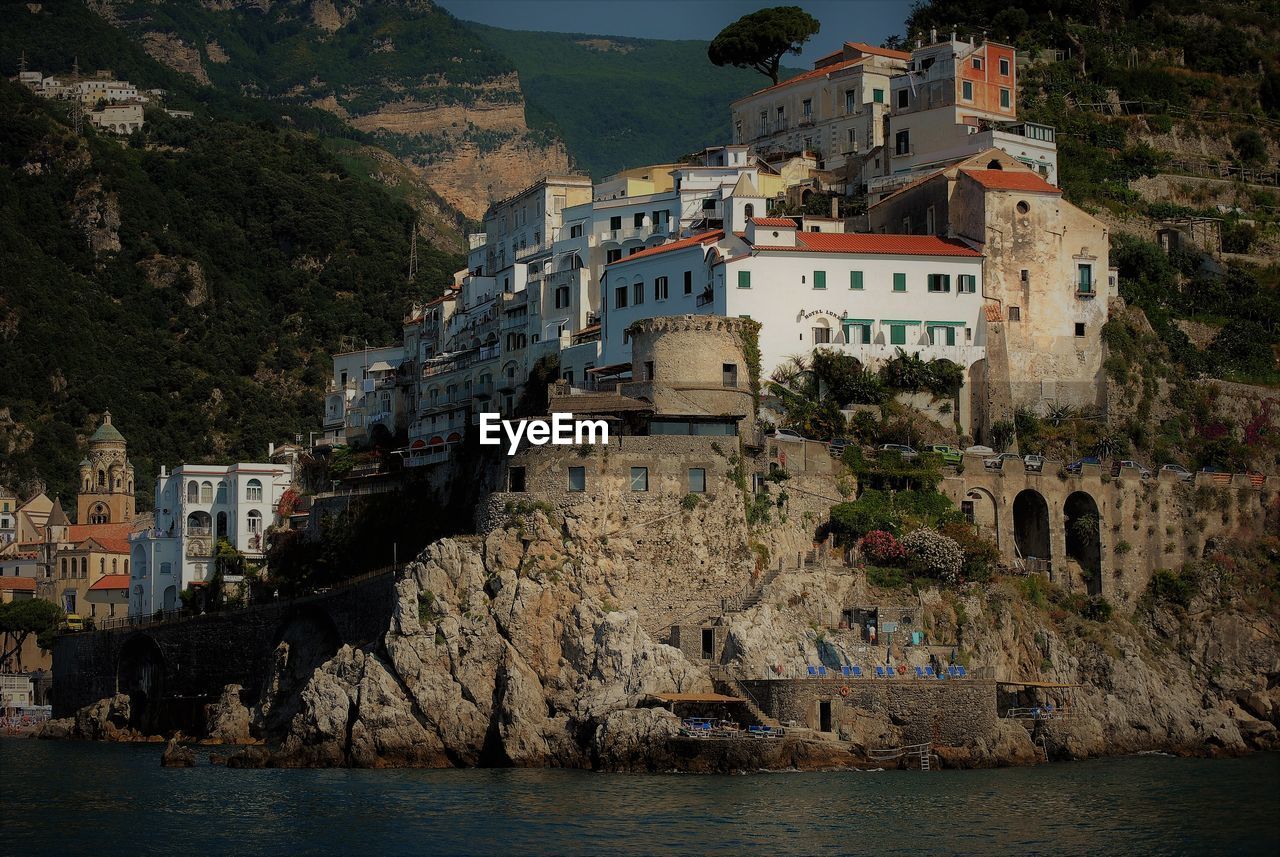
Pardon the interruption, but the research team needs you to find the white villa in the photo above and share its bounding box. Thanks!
[128,462,291,615]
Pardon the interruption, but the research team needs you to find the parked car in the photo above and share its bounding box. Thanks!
[924,444,962,465]
[64,614,84,632]
[876,443,919,460]
[828,437,854,458]
[1160,463,1194,482]
[964,445,996,456]
[1113,459,1152,479]
[1066,456,1101,474]
[1023,454,1045,473]
[984,452,1023,470]
[772,428,804,441]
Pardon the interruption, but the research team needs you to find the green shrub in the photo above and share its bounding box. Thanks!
[1149,568,1198,607]
[681,493,700,511]
[866,565,906,588]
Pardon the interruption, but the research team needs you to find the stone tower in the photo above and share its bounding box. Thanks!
[77,411,135,524]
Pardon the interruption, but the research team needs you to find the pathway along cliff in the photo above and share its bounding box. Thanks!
[40,506,1280,771]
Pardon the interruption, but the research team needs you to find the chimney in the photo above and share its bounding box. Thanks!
[951,31,957,43]
[160,465,167,477]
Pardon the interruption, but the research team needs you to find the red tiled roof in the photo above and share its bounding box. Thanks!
[844,41,912,61]
[960,168,1060,194]
[750,232,982,257]
[67,523,132,555]
[750,217,797,228]
[607,231,724,267]
[0,577,35,591]
[985,303,1003,322]
[737,57,867,99]
[88,574,130,591]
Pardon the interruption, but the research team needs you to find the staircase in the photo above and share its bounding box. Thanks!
[724,564,784,614]
[869,742,935,771]
[1034,735,1050,763]
[710,666,781,728]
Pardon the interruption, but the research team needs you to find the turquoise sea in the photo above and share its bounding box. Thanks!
[1,739,1276,855]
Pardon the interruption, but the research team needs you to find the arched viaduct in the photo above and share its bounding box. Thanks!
[941,457,1278,605]
[51,570,397,731]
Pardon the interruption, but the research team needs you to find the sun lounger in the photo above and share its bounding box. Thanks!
[924,666,935,678]
[875,666,886,678]
[957,666,967,677]
[818,665,828,677]
[852,666,863,678]
[915,666,925,677]
[807,665,817,676]
[841,665,851,677]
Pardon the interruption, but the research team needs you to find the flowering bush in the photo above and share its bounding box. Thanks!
[860,530,905,565]
[902,528,964,584]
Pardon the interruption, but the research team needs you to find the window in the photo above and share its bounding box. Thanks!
[896,89,909,109]
[633,281,645,305]
[850,271,863,290]
[842,320,871,344]
[893,273,907,292]
[1077,263,1094,293]
[802,98,812,116]
[247,510,262,535]
[722,363,738,387]
[570,223,583,238]
[615,285,628,308]
[644,361,655,381]
[508,466,526,492]
[872,88,884,104]
[633,212,645,228]
[1000,88,1011,109]
[743,203,754,220]
[813,270,826,289]
[1075,322,1086,337]
[702,198,716,211]
[845,90,857,112]
[555,286,571,308]
[568,467,586,492]
[926,206,936,234]
[200,481,213,503]
[654,276,669,300]
[962,80,973,100]
[245,478,263,502]
[187,481,199,502]
[889,324,906,345]
[688,468,706,494]
[61,558,67,578]
[895,130,910,155]
[628,247,642,256]
[683,271,693,294]
[1000,57,1010,76]
[812,326,832,344]
[958,274,976,293]
[1016,200,1030,215]
[630,467,649,492]
[972,57,983,70]
[609,215,622,231]
[606,248,622,264]
[929,325,956,346]
[1009,306,1022,322]
[1020,268,1029,284]
[737,270,751,289]
[927,274,951,293]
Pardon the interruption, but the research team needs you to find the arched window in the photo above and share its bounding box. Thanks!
[124,559,128,575]
[216,482,227,504]
[99,558,105,575]
[246,479,263,502]
[246,510,263,534]
[744,203,755,219]
[216,512,228,539]
[200,481,213,503]
[186,511,211,535]
[187,481,199,502]
[61,558,68,578]
[80,557,87,578]
[112,558,117,573]
[98,470,106,488]
[132,548,146,579]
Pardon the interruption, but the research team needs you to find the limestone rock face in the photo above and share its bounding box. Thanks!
[205,684,253,744]
[161,736,196,767]
[39,693,138,741]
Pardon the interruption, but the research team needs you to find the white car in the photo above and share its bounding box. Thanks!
[1024,454,1045,473]
[984,453,1023,470]
[1160,463,1194,482]
[772,428,804,441]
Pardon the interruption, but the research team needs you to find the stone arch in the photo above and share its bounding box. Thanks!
[261,607,342,734]
[744,203,755,220]
[963,486,999,546]
[1064,491,1103,595]
[117,634,165,733]
[1012,489,1051,567]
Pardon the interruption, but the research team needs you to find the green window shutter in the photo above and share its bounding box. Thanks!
[813,270,826,289]
[873,88,884,103]
[738,270,751,289]
[893,272,906,292]
[944,326,956,346]
[850,270,863,290]
[940,274,950,292]
[890,324,906,345]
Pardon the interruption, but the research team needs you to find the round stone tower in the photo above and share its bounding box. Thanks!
[77,410,135,524]
[626,315,759,435]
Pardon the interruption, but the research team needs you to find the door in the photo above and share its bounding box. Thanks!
[819,700,832,733]
[701,629,715,660]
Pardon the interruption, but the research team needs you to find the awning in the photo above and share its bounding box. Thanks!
[367,361,396,372]
[588,362,633,375]
[881,319,923,325]
[926,320,966,326]
[651,692,746,704]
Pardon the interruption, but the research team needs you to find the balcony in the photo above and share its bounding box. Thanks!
[1074,283,1095,299]
[515,240,553,261]
[186,526,212,537]
[600,224,666,245]
[695,289,715,308]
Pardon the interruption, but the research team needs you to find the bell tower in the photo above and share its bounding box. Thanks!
[77,411,135,524]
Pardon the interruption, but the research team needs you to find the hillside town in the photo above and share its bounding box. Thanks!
[2,17,1277,797]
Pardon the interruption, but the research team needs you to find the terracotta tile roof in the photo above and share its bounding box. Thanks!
[844,41,912,61]
[960,168,1060,194]
[749,232,982,257]
[607,230,724,267]
[0,577,35,591]
[984,303,1003,322]
[750,217,797,228]
[549,394,651,414]
[67,523,132,555]
[737,57,867,99]
[88,574,130,591]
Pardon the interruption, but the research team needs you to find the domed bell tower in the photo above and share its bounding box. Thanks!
[77,410,135,524]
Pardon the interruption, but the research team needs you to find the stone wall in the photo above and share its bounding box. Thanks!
[51,570,397,724]
[742,677,998,745]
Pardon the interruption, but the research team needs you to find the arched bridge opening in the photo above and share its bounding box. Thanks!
[1064,491,1103,595]
[116,635,165,734]
[1013,489,1051,569]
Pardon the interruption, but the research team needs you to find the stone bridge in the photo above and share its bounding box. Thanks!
[51,570,398,732]
[941,455,1277,605]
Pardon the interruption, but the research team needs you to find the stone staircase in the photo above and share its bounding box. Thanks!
[709,666,781,729]
[723,564,784,614]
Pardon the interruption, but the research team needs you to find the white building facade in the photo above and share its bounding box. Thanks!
[128,462,290,616]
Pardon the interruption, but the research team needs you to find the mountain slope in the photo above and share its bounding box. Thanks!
[0,80,461,509]
[470,25,801,179]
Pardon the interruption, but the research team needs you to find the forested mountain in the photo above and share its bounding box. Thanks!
[469,25,799,180]
[0,80,459,509]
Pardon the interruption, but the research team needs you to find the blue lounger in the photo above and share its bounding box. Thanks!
[915,666,925,677]
[957,666,968,677]
[924,666,935,678]
[818,665,828,677]
[841,665,851,677]
[875,666,886,678]
[852,666,863,678]
[807,665,817,676]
